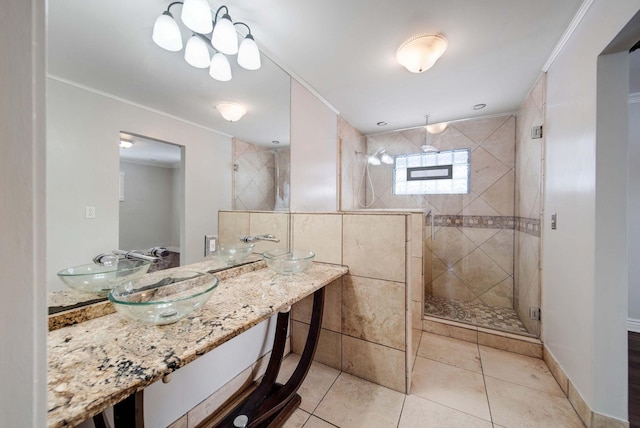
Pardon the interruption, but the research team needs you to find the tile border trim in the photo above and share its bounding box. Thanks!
[432,215,540,237]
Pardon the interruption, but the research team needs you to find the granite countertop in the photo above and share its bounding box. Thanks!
[48,255,263,331]
[47,262,348,428]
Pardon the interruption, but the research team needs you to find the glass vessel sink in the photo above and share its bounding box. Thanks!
[262,249,315,275]
[108,270,218,325]
[57,259,151,295]
[217,243,255,266]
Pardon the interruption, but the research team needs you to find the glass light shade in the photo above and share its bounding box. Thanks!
[152,12,183,52]
[181,0,213,34]
[380,152,394,165]
[426,122,448,134]
[119,139,134,149]
[211,14,238,55]
[216,103,246,122]
[209,53,232,81]
[367,155,381,166]
[237,34,261,70]
[396,35,448,73]
[421,145,439,153]
[184,35,211,68]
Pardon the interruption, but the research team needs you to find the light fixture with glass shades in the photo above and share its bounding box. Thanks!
[216,102,247,122]
[152,2,261,82]
[422,115,440,153]
[426,121,448,134]
[365,148,394,166]
[119,138,134,149]
[396,34,447,73]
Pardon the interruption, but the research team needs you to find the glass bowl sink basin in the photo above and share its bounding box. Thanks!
[57,259,151,295]
[108,270,218,325]
[262,249,315,275]
[217,243,255,266]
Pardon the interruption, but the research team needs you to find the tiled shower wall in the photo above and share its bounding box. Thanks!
[232,138,290,211]
[514,74,545,337]
[362,116,516,308]
[338,115,366,210]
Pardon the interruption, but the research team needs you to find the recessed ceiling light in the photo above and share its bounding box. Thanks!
[377,121,388,126]
[473,103,487,110]
[272,140,280,145]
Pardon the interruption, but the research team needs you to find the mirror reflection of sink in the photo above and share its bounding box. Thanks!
[217,243,256,266]
[56,259,151,295]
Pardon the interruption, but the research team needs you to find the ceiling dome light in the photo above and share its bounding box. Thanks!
[216,103,246,122]
[237,34,261,70]
[211,12,238,55]
[209,53,232,81]
[184,35,211,68]
[119,138,134,149]
[396,34,448,73]
[152,11,183,52]
[426,122,448,134]
[181,0,213,34]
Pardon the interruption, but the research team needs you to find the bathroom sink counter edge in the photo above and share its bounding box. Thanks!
[47,262,348,428]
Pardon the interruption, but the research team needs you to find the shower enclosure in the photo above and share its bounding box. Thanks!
[343,101,544,338]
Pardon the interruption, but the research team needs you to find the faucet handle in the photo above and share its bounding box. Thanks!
[238,235,256,243]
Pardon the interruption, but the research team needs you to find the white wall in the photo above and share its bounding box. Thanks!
[0,0,47,426]
[544,0,640,420]
[119,161,179,250]
[290,79,339,212]
[630,99,640,321]
[47,79,232,291]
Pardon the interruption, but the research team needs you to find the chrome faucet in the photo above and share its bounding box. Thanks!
[93,247,170,266]
[238,234,280,243]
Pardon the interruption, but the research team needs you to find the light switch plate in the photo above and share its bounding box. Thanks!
[551,213,557,230]
[85,206,96,219]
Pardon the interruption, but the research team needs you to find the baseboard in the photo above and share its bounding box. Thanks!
[628,318,640,333]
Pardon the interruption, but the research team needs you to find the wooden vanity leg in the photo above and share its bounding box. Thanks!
[213,287,325,428]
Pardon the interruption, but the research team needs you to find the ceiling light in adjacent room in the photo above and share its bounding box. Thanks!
[216,103,246,122]
[209,53,232,81]
[119,138,134,149]
[473,103,487,110]
[426,122,448,134]
[396,34,448,73]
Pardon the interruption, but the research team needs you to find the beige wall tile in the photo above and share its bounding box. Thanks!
[411,256,423,302]
[568,380,593,428]
[423,317,478,343]
[453,248,509,296]
[480,116,516,168]
[291,321,341,370]
[460,227,499,246]
[432,270,477,301]
[543,346,569,396]
[292,213,342,264]
[470,147,510,196]
[218,211,250,246]
[480,229,514,274]
[342,214,406,282]
[291,278,341,333]
[481,170,515,216]
[249,212,290,253]
[411,301,422,330]
[477,330,542,358]
[342,335,406,392]
[456,116,509,145]
[342,275,406,350]
[411,213,423,258]
[431,227,476,268]
[478,277,513,308]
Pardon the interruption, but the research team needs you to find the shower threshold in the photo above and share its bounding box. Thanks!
[424,295,537,338]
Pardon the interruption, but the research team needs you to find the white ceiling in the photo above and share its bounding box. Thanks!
[48,0,585,141]
[119,133,182,167]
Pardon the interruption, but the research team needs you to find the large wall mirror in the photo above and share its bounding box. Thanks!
[46,0,291,298]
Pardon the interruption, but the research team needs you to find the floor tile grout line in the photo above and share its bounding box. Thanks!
[478,341,496,425]
[306,367,342,416]
[481,372,566,398]
[414,353,484,375]
[396,395,407,428]
[407,393,494,424]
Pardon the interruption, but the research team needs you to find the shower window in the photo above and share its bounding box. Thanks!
[393,149,470,195]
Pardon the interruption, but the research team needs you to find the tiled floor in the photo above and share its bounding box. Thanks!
[425,295,531,336]
[280,331,583,428]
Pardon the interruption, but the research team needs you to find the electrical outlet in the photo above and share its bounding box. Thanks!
[85,206,96,219]
[529,307,541,321]
[204,235,218,256]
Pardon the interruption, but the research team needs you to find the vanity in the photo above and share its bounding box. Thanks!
[47,259,348,428]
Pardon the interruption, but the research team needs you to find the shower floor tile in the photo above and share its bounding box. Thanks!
[425,295,530,335]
